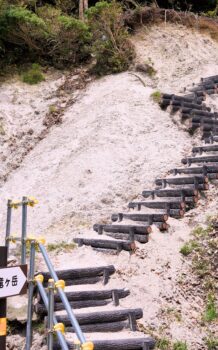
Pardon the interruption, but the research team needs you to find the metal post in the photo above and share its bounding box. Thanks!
[21,196,28,265]
[36,280,69,350]
[39,244,86,344]
[25,241,35,350]
[0,246,7,350]
[48,279,55,350]
[5,200,12,248]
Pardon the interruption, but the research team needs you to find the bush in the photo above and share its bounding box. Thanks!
[173,341,188,350]
[151,91,161,103]
[22,63,45,84]
[204,294,218,322]
[87,1,135,75]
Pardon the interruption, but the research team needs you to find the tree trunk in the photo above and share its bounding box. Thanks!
[79,0,84,20]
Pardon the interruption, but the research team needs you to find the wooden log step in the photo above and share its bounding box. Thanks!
[65,320,131,333]
[204,135,218,143]
[111,213,168,223]
[54,337,156,350]
[74,238,135,252]
[201,75,218,82]
[182,155,218,165]
[171,165,218,175]
[93,223,151,235]
[191,110,217,117]
[39,288,130,304]
[201,124,218,132]
[159,183,209,191]
[41,265,115,284]
[155,176,208,186]
[169,209,185,218]
[183,102,209,110]
[192,145,218,154]
[142,188,198,198]
[105,232,149,244]
[172,95,195,102]
[204,89,217,95]
[128,201,185,210]
[191,117,218,125]
[36,289,130,315]
[56,308,143,326]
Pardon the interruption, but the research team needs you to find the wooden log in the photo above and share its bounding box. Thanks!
[182,155,218,165]
[201,124,218,132]
[41,265,115,282]
[111,213,168,223]
[38,288,130,304]
[183,102,208,110]
[142,188,198,198]
[53,337,156,350]
[155,222,169,230]
[55,308,143,325]
[171,165,218,175]
[172,95,194,102]
[192,145,218,153]
[169,209,185,218]
[204,135,218,143]
[74,238,135,251]
[191,118,218,126]
[191,110,217,117]
[161,93,173,99]
[156,183,208,191]
[201,75,218,82]
[128,201,185,210]
[105,232,149,244]
[93,223,151,235]
[155,176,208,186]
[204,89,217,95]
[36,288,131,316]
[65,320,130,333]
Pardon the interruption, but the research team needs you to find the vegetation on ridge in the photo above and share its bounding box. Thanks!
[1,1,218,77]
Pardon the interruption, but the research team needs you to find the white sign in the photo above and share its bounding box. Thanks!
[0,265,27,298]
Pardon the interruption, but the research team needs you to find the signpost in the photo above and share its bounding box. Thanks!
[0,265,27,299]
[0,246,27,349]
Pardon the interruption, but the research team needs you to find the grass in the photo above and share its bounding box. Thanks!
[22,63,45,85]
[156,338,171,350]
[192,225,213,238]
[173,341,188,350]
[151,90,162,103]
[180,240,199,256]
[47,241,76,253]
[203,294,218,322]
[204,335,218,350]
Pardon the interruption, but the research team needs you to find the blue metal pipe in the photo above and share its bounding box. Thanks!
[39,243,86,344]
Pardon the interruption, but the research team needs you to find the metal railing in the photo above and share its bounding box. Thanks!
[5,197,93,350]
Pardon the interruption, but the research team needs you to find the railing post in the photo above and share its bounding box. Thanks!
[48,279,55,350]
[21,196,28,265]
[5,200,12,249]
[38,243,86,344]
[35,276,69,350]
[25,241,35,350]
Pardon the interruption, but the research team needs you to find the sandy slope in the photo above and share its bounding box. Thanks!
[2,24,218,349]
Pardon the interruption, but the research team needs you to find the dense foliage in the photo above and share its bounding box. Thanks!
[0,0,218,76]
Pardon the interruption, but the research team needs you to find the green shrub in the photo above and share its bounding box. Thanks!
[151,91,162,103]
[173,341,188,350]
[204,294,218,322]
[156,338,171,350]
[87,1,135,75]
[205,335,218,350]
[180,240,199,256]
[22,63,45,84]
